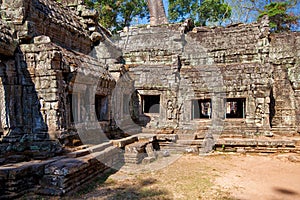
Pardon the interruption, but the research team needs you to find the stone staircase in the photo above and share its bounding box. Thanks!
[2,133,298,198]
[152,132,300,155]
[156,134,201,154]
[114,133,158,164]
[0,142,124,199]
[215,137,300,153]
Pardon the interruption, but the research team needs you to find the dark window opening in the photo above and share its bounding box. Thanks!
[95,95,108,121]
[225,98,245,118]
[269,89,275,128]
[68,94,74,123]
[142,95,160,113]
[192,99,211,119]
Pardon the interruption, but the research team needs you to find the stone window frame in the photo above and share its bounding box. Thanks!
[191,99,212,120]
[141,95,160,114]
[225,98,246,119]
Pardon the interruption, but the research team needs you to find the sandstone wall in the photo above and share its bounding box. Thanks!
[270,32,300,134]
[115,25,183,130]
[0,35,115,162]
[0,0,95,54]
[0,0,118,147]
[0,19,16,137]
[0,20,16,56]
[19,36,115,141]
[115,18,298,136]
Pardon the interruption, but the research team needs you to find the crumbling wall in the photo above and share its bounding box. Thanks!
[0,35,63,161]
[270,32,300,134]
[0,0,103,54]
[18,35,115,142]
[0,38,115,161]
[0,20,16,137]
[0,0,118,156]
[115,25,184,131]
[0,20,16,56]
[182,20,272,136]
[115,18,278,136]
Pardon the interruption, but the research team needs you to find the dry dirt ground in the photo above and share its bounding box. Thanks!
[68,153,300,200]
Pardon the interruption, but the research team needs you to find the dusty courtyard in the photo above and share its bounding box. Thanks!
[67,153,300,200]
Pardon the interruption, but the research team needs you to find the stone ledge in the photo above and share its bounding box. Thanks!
[216,139,296,147]
[0,144,123,198]
[112,136,138,148]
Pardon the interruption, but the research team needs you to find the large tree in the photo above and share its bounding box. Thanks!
[198,0,232,25]
[84,0,299,31]
[168,0,232,26]
[227,0,299,25]
[148,0,168,25]
[168,0,199,22]
[258,1,299,32]
[84,0,149,32]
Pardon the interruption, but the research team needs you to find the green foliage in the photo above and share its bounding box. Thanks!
[198,0,231,26]
[84,0,149,32]
[258,2,299,32]
[168,0,231,26]
[168,0,199,22]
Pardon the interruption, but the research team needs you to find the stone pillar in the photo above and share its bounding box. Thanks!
[0,76,8,136]
[270,65,297,134]
[294,91,300,133]
[147,0,168,26]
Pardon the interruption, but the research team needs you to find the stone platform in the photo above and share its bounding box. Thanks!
[0,142,124,199]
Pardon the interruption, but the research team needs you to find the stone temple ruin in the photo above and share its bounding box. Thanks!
[0,0,300,198]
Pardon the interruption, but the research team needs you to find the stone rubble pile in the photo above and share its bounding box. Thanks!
[125,142,148,164]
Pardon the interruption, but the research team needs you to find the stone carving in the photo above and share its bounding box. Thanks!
[167,100,174,120]
[115,16,300,136]
[255,104,264,127]
[175,103,182,122]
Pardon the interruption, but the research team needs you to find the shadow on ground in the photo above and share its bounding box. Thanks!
[273,187,299,196]
[67,170,171,200]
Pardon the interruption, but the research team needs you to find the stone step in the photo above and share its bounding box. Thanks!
[74,145,89,150]
[219,134,246,138]
[137,133,156,142]
[177,140,203,146]
[112,135,138,148]
[88,141,114,152]
[125,141,149,153]
[0,157,64,198]
[155,128,175,134]
[0,143,123,198]
[216,146,300,154]
[66,142,114,158]
[141,127,157,133]
[156,134,178,142]
[66,148,90,158]
[176,134,195,140]
[216,139,296,147]
[159,141,198,154]
[40,145,123,196]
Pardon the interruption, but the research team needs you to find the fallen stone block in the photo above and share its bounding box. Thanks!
[142,157,156,164]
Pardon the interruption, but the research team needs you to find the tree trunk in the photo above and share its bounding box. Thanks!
[148,0,168,26]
